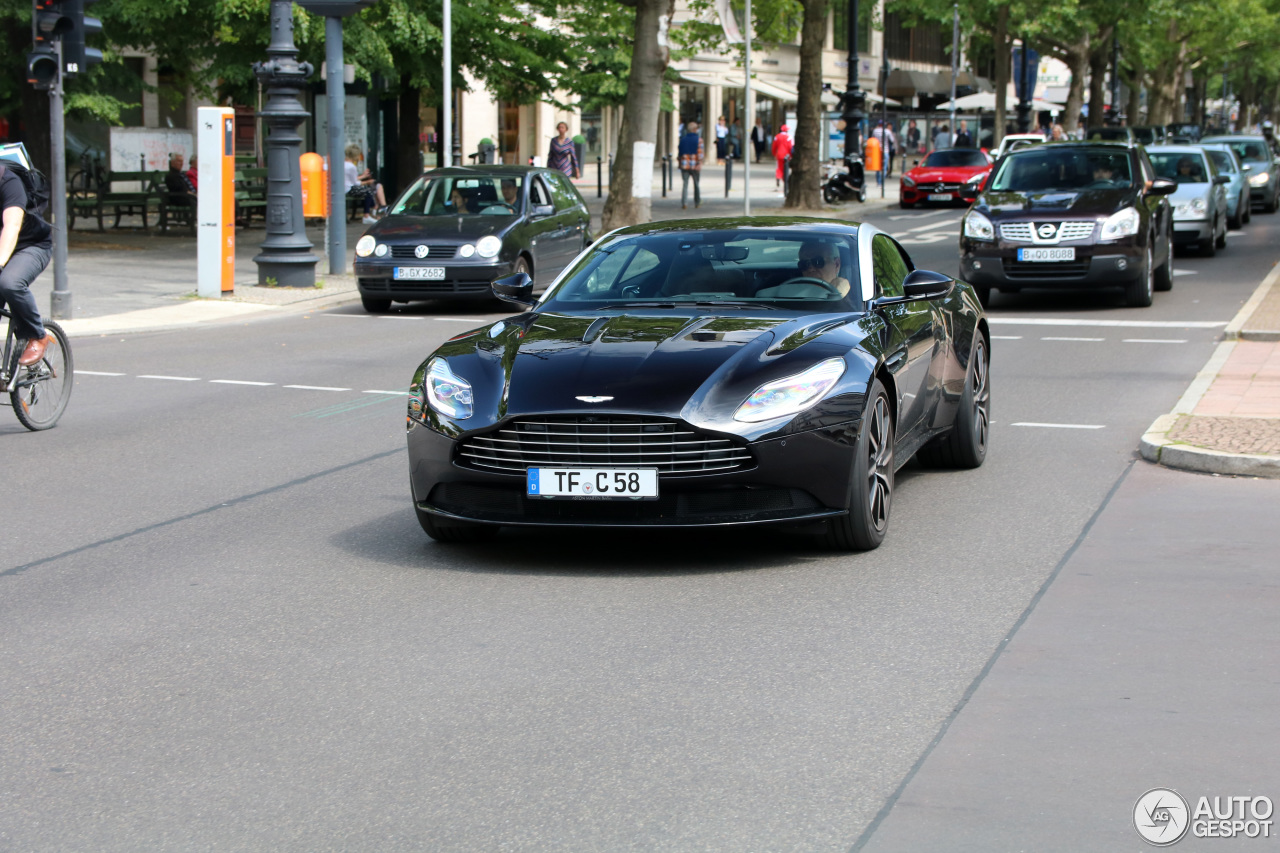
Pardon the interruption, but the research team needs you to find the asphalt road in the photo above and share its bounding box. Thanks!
[0,203,1274,850]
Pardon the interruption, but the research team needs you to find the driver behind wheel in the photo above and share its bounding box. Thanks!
[501,178,519,206]
[796,240,852,297]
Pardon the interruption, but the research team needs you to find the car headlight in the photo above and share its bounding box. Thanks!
[374,243,389,257]
[963,210,995,241]
[476,236,503,259]
[1249,171,1270,186]
[458,244,476,258]
[355,235,376,257]
[734,358,846,423]
[902,176,916,187]
[1099,206,1140,241]
[424,358,474,420]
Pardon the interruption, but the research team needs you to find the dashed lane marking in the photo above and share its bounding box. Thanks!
[1042,336,1105,342]
[988,318,1226,329]
[362,390,411,396]
[78,370,125,376]
[83,374,393,396]
[325,314,486,322]
[887,209,952,221]
[137,375,200,381]
[283,384,351,392]
[210,379,274,386]
[1122,338,1188,344]
[1011,422,1106,429]
[990,335,1023,340]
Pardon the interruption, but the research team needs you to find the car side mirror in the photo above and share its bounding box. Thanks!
[492,272,536,309]
[912,159,919,167]
[1213,174,1231,185]
[1242,164,1252,172]
[874,270,954,307]
[531,204,555,218]
[1148,177,1177,196]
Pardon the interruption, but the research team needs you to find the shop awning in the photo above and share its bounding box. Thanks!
[886,69,949,98]
[936,92,1066,113]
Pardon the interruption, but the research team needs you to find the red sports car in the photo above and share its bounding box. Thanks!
[900,148,994,208]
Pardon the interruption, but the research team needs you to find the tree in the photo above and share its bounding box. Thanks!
[784,0,826,210]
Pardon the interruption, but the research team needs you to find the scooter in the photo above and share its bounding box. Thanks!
[822,155,867,203]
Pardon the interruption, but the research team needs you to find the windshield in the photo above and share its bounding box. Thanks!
[391,175,523,216]
[1085,128,1129,142]
[1132,127,1157,144]
[1212,139,1270,163]
[990,148,1133,192]
[1149,152,1210,183]
[541,230,862,310]
[1204,150,1236,175]
[922,149,988,168]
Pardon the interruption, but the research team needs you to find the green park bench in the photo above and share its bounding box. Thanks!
[68,170,166,232]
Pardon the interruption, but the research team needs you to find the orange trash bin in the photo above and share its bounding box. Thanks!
[863,136,882,173]
[300,152,328,218]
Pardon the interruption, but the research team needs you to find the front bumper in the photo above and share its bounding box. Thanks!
[407,418,859,528]
[355,258,514,300]
[1172,218,1213,244]
[960,237,1144,288]
[901,184,965,205]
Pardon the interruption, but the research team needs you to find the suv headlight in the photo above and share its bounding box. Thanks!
[476,235,503,258]
[734,358,845,423]
[963,210,995,241]
[1099,206,1140,241]
[424,358,474,420]
[355,235,376,257]
[902,175,916,187]
[1249,171,1270,186]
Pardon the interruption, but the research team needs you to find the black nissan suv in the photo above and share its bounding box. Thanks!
[958,142,1177,308]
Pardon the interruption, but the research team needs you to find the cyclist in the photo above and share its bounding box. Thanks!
[0,161,53,366]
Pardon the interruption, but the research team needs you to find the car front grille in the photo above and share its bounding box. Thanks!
[923,183,960,192]
[1003,259,1092,280]
[457,417,754,477]
[390,243,460,259]
[1000,221,1096,242]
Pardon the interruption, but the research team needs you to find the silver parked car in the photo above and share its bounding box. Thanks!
[1147,145,1229,257]
[1200,143,1252,228]
[1200,135,1280,213]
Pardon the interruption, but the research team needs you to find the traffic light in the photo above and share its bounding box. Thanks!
[62,0,103,76]
[27,47,59,89]
[28,0,72,90]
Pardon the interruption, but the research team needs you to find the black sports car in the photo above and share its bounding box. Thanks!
[406,218,990,550]
[353,166,591,312]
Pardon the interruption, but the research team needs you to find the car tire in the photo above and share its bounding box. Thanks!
[1154,247,1173,291]
[899,200,914,209]
[917,335,990,470]
[823,185,838,204]
[826,379,893,552]
[1267,191,1278,214]
[416,507,497,543]
[1199,226,1217,257]
[1126,245,1155,307]
[1243,202,1252,224]
[361,293,392,313]
[1215,219,1228,249]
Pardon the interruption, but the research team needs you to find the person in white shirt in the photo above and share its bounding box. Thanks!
[872,121,898,176]
[344,144,386,224]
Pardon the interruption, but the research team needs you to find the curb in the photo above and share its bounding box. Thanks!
[58,289,362,338]
[1140,413,1280,478]
[1224,261,1280,342]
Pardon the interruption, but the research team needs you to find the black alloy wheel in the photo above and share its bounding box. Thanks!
[1126,244,1155,307]
[917,336,990,469]
[827,379,894,551]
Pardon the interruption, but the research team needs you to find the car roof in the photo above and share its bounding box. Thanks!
[604,216,859,240]
[1147,145,1208,156]
[421,165,549,177]
[1201,135,1266,143]
[1010,141,1134,152]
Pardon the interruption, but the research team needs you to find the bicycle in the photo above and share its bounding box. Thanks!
[1,306,73,430]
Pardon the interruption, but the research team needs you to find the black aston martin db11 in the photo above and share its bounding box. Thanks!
[406,218,990,550]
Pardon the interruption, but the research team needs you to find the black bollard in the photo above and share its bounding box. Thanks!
[596,156,602,198]
[783,155,791,197]
[725,153,733,197]
[661,155,667,197]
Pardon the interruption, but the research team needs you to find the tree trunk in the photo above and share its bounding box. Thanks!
[601,0,674,231]
[784,0,826,210]
[1124,59,1144,125]
[1086,33,1111,128]
[1062,39,1088,135]
[398,80,421,197]
[992,5,1009,147]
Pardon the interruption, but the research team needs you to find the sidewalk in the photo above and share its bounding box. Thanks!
[36,165,898,338]
[1141,263,1280,477]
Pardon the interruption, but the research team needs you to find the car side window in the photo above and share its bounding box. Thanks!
[1138,151,1156,185]
[531,177,552,208]
[547,173,581,212]
[871,234,909,299]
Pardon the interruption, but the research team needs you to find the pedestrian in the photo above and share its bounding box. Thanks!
[164,153,196,208]
[547,121,580,178]
[184,155,198,192]
[0,158,54,367]
[906,119,921,154]
[872,121,896,177]
[934,123,953,149]
[728,118,742,160]
[678,119,704,209]
[344,144,386,224]
[1050,123,1066,141]
[771,124,792,188]
[752,117,767,163]
[714,116,729,162]
[955,120,972,147]
[864,132,883,188]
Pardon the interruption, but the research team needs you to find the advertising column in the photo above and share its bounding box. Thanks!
[197,106,235,297]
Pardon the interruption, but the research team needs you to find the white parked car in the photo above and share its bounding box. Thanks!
[995,133,1047,160]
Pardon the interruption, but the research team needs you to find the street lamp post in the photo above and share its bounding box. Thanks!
[842,0,865,168]
[1015,38,1031,134]
[252,0,318,287]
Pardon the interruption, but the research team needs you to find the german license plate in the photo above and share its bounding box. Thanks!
[928,193,953,201]
[1017,248,1076,262]
[527,468,658,499]
[393,266,445,280]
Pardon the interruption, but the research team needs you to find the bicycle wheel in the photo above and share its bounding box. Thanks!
[11,320,73,431]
